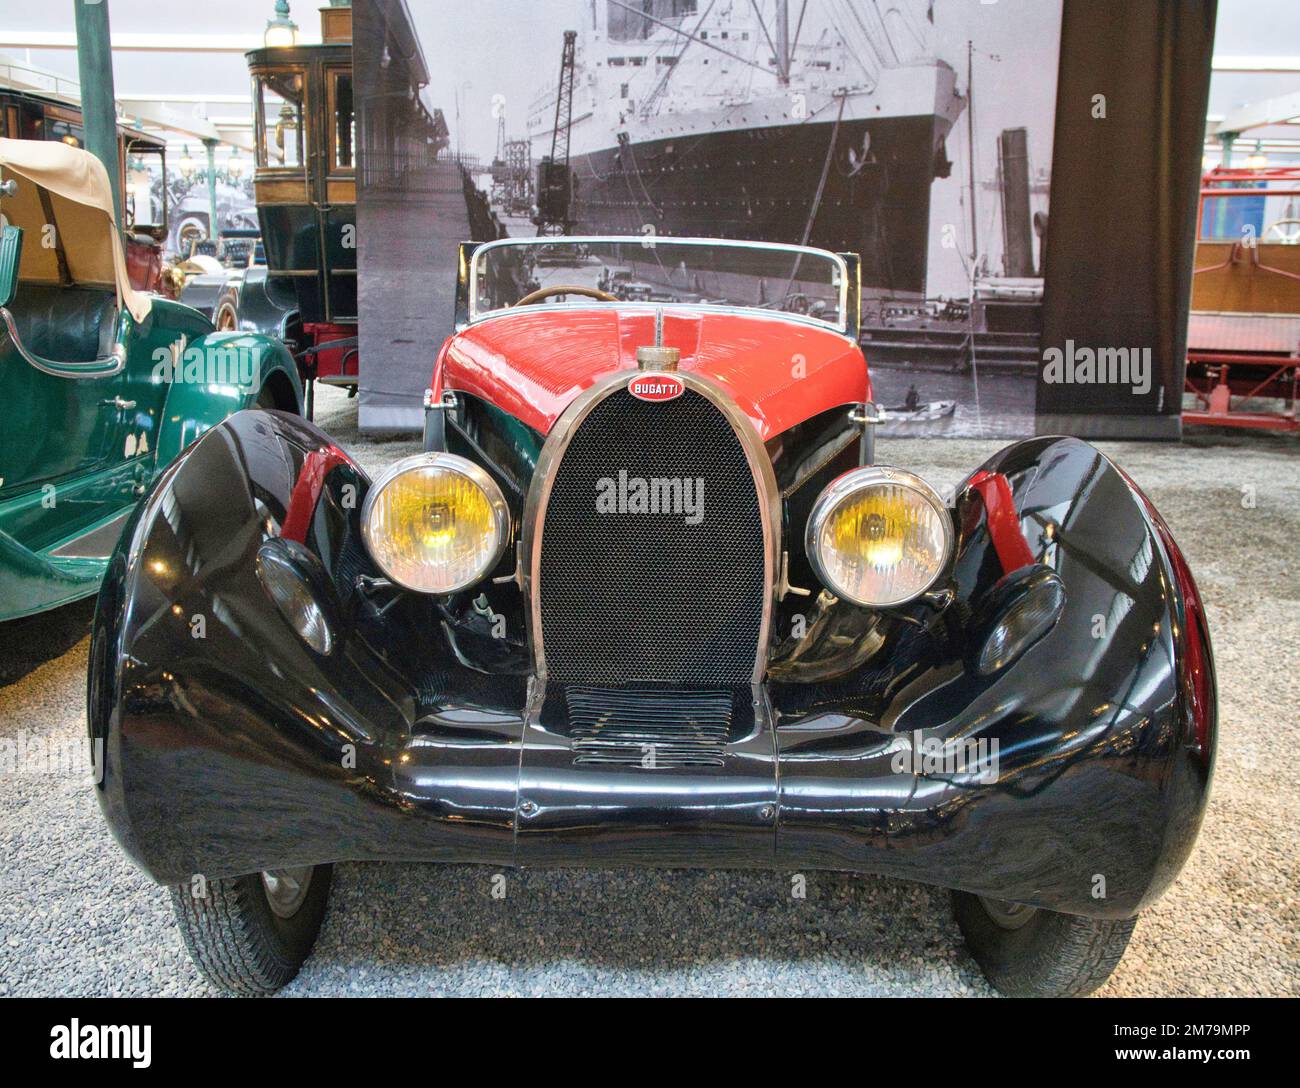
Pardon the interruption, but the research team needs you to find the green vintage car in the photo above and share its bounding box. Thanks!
[0,138,303,622]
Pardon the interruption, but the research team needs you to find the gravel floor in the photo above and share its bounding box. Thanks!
[1,387,1296,997]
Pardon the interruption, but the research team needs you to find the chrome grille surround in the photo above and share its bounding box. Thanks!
[522,370,781,685]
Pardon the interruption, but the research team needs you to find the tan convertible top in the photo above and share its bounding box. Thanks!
[0,137,151,323]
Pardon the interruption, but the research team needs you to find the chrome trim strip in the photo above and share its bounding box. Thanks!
[465,299,859,340]
[48,508,134,560]
[0,305,126,378]
[522,370,781,685]
[466,234,851,334]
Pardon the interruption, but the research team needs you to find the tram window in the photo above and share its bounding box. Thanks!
[126,143,166,234]
[330,71,355,170]
[255,71,306,169]
[47,119,84,148]
[5,106,39,140]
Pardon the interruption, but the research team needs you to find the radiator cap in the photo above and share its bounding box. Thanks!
[636,345,681,371]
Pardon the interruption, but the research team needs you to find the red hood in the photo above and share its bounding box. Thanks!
[434,307,869,441]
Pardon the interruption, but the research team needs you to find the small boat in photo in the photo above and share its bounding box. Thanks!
[882,399,957,423]
[881,385,958,424]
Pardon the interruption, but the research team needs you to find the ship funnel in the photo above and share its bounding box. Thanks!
[998,127,1034,278]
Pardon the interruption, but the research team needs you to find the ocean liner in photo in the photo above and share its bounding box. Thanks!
[524,0,965,294]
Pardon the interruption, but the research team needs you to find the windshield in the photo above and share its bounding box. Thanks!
[469,237,849,332]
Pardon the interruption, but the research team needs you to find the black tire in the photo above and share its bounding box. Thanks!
[255,384,278,410]
[951,890,1136,997]
[170,865,332,995]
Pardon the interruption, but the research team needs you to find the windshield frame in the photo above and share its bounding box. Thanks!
[464,236,855,335]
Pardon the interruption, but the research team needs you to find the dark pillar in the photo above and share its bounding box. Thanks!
[203,138,218,241]
[1036,0,1218,439]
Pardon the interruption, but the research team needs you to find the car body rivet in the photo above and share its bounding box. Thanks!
[519,800,537,815]
[759,804,776,821]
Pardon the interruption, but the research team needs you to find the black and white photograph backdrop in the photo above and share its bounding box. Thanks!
[356,0,1065,436]
[355,0,1224,440]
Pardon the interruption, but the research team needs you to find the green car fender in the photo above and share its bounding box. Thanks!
[152,330,303,466]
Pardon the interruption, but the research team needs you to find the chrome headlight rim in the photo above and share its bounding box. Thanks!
[360,452,511,594]
[805,465,954,608]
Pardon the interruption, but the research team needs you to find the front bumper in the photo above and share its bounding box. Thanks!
[90,412,1215,918]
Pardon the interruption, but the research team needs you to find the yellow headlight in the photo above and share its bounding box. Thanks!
[361,453,510,594]
[806,467,952,607]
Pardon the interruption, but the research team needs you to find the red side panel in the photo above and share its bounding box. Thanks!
[305,323,358,381]
[280,444,351,544]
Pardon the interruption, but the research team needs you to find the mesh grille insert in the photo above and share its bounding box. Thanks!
[537,387,766,684]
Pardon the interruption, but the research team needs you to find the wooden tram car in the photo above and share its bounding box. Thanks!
[187,4,358,400]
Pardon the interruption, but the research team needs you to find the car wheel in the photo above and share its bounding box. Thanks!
[255,384,279,410]
[951,890,1136,997]
[170,865,332,995]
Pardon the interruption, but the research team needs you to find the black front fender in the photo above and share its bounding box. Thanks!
[771,436,1216,917]
[89,410,526,885]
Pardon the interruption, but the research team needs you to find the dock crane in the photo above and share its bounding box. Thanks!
[534,29,577,235]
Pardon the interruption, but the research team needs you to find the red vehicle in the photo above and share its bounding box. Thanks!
[93,237,1215,996]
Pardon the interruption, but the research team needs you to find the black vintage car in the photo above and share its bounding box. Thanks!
[90,237,1215,997]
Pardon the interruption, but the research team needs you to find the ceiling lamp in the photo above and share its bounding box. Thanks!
[265,0,299,48]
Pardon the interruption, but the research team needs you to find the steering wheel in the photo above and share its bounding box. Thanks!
[1263,218,1300,244]
[514,284,618,306]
